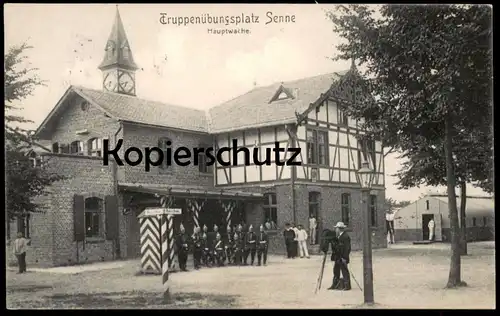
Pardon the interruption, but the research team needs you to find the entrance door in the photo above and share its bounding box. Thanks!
[127,208,142,258]
[434,213,443,241]
[422,214,434,241]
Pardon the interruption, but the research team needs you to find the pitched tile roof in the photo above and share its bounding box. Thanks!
[207,71,349,134]
[36,71,350,138]
[73,86,209,133]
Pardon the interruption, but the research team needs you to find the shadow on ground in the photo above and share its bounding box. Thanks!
[8,291,238,309]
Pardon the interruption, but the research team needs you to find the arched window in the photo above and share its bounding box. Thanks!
[88,138,102,157]
[158,137,172,170]
[106,41,115,60]
[308,192,320,219]
[122,46,129,59]
[85,197,103,238]
[70,141,84,155]
[263,193,278,229]
[341,193,351,226]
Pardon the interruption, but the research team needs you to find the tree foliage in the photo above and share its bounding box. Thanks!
[5,42,63,220]
[385,197,412,212]
[327,4,492,288]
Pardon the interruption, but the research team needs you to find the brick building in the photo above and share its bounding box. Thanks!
[7,8,387,267]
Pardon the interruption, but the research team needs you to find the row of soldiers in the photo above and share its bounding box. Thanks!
[175,223,269,270]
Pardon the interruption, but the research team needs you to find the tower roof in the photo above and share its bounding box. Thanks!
[98,7,138,71]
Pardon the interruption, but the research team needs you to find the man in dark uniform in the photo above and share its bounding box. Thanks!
[213,232,226,266]
[257,224,269,266]
[232,230,242,265]
[244,224,257,265]
[191,226,203,269]
[283,223,296,258]
[225,224,234,265]
[329,222,351,291]
[175,223,190,271]
[201,225,213,267]
[237,224,246,265]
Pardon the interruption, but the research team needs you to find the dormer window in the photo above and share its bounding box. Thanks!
[123,46,129,59]
[269,85,294,103]
[106,41,116,60]
[277,91,288,100]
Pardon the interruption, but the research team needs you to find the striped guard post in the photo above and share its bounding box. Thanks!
[222,201,236,232]
[160,195,177,271]
[139,216,161,274]
[187,199,205,229]
[167,214,176,270]
[160,214,171,302]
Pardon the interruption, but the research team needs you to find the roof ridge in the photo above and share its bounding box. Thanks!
[74,85,206,113]
[208,71,348,112]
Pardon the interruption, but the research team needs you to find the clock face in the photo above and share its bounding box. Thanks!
[119,72,134,93]
[104,72,118,91]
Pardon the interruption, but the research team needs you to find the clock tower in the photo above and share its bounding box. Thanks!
[98,7,138,96]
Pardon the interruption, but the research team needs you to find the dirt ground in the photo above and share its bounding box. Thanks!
[6,241,496,309]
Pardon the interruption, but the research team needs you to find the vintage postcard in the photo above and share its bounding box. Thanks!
[4,3,494,309]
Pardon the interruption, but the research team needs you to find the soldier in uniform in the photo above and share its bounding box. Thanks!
[235,224,244,265]
[175,223,190,271]
[201,225,213,267]
[213,232,226,266]
[225,224,234,265]
[257,224,269,266]
[244,224,257,265]
[191,226,203,269]
[211,224,219,245]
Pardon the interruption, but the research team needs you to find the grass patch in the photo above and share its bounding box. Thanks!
[8,291,238,309]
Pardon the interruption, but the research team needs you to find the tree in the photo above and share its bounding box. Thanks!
[385,198,412,211]
[327,4,492,288]
[5,42,63,234]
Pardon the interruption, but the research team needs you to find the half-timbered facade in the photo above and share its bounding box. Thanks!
[7,8,387,267]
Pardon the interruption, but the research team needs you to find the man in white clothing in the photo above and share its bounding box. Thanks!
[428,219,435,241]
[297,225,310,258]
[292,224,300,258]
[309,215,317,245]
[385,210,395,244]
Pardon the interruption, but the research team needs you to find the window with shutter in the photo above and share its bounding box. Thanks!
[105,195,118,240]
[73,195,85,241]
[84,197,103,238]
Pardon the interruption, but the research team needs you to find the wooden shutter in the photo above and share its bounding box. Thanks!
[105,195,118,240]
[73,195,85,241]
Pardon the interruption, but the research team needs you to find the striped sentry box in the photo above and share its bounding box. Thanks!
[139,216,161,274]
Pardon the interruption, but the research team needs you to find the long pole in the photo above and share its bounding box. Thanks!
[361,188,374,304]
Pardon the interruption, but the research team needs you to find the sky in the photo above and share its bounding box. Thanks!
[4,3,491,202]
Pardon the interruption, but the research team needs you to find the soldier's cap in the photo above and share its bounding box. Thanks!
[335,222,347,229]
